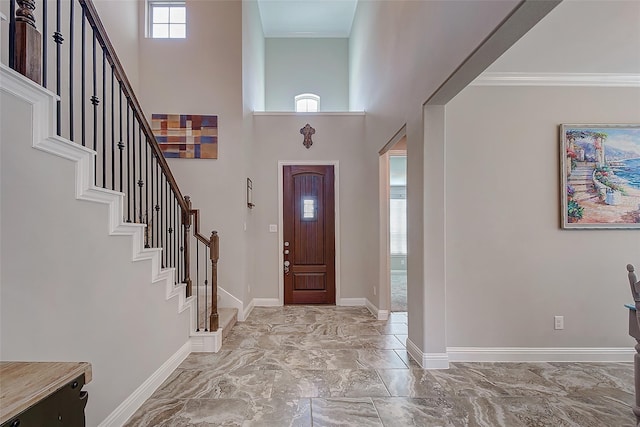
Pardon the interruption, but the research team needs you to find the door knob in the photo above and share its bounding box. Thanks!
[284,260,290,274]
[284,241,289,247]
[284,249,289,255]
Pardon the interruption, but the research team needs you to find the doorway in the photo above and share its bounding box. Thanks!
[281,164,336,304]
[389,153,407,311]
[379,129,407,314]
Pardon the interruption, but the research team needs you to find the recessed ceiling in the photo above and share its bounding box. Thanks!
[257,0,358,38]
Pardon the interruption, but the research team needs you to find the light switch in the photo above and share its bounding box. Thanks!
[269,224,278,233]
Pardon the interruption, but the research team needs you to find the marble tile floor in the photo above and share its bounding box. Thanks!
[126,306,636,426]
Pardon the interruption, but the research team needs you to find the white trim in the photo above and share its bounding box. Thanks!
[253,298,281,307]
[278,161,340,306]
[98,341,191,427]
[472,72,640,87]
[254,111,365,116]
[338,297,367,306]
[447,347,635,363]
[218,286,244,320]
[190,330,222,352]
[242,299,256,321]
[406,339,450,370]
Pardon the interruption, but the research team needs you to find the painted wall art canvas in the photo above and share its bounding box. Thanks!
[151,114,218,159]
[561,124,640,228]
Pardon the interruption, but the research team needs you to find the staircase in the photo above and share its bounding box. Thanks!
[1,1,237,424]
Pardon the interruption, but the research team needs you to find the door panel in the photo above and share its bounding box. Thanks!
[283,165,335,304]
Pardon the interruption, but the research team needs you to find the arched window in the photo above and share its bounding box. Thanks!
[295,93,320,112]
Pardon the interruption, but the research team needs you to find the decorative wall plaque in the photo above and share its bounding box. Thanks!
[300,124,315,149]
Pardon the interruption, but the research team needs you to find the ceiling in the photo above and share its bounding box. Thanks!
[257,0,358,38]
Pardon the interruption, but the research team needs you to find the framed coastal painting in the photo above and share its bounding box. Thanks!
[561,124,640,229]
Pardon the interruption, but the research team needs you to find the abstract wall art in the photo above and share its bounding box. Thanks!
[151,114,218,159]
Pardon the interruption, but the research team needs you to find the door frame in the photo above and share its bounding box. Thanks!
[378,125,407,313]
[278,161,340,306]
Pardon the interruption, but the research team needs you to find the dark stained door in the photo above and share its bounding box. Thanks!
[283,165,335,304]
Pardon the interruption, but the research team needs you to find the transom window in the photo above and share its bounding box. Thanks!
[295,93,320,113]
[149,1,186,39]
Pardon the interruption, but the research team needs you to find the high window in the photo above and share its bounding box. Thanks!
[295,94,320,113]
[148,1,186,39]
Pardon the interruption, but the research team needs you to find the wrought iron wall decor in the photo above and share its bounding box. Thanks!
[300,123,315,149]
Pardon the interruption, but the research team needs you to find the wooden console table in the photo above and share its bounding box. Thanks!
[0,362,92,427]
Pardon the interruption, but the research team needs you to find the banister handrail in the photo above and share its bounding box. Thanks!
[78,0,188,213]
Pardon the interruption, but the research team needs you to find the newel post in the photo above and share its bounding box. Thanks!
[209,231,219,331]
[182,197,192,298]
[14,0,42,83]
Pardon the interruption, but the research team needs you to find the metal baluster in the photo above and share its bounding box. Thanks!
[42,0,47,87]
[159,173,164,266]
[102,49,106,187]
[9,0,15,70]
[91,31,98,183]
[54,0,62,135]
[111,66,115,190]
[148,151,154,248]
[118,81,124,193]
[145,141,150,247]
[155,159,160,249]
[138,123,143,223]
[196,240,200,331]
[205,245,209,331]
[132,120,137,221]
[126,101,131,222]
[81,9,85,146]
[69,0,74,141]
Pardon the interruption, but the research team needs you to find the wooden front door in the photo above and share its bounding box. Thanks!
[283,165,336,304]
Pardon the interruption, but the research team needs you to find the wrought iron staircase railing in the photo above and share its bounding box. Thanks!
[6,0,219,331]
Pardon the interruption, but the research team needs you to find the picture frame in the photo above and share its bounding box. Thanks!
[560,124,640,229]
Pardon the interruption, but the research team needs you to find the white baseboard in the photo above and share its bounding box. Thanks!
[447,347,635,363]
[98,340,191,427]
[253,298,281,307]
[242,299,255,321]
[365,299,389,321]
[407,339,450,370]
[338,298,367,306]
[190,330,222,352]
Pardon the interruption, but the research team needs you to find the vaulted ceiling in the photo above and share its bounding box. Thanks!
[256,0,358,38]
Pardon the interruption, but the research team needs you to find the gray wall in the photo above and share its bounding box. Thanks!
[445,85,640,347]
[265,38,349,111]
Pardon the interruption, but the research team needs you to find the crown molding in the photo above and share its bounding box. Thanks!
[472,72,640,87]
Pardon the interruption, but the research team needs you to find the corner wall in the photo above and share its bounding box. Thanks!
[445,84,640,348]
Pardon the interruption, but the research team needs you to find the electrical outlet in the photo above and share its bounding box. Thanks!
[373,286,377,296]
[554,315,564,330]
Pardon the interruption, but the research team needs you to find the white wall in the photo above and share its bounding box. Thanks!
[265,38,349,111]
[242,0,265,303]
[445,84,640,348]
[250,113,369,301]
[0,88,189,426]
[94,0,140,90]
[138,0,249,305]
[487,0,640,73]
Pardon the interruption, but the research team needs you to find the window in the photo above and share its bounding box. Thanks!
[302,197,317,220]
[148,1,186,39]
[295,94,320,113]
